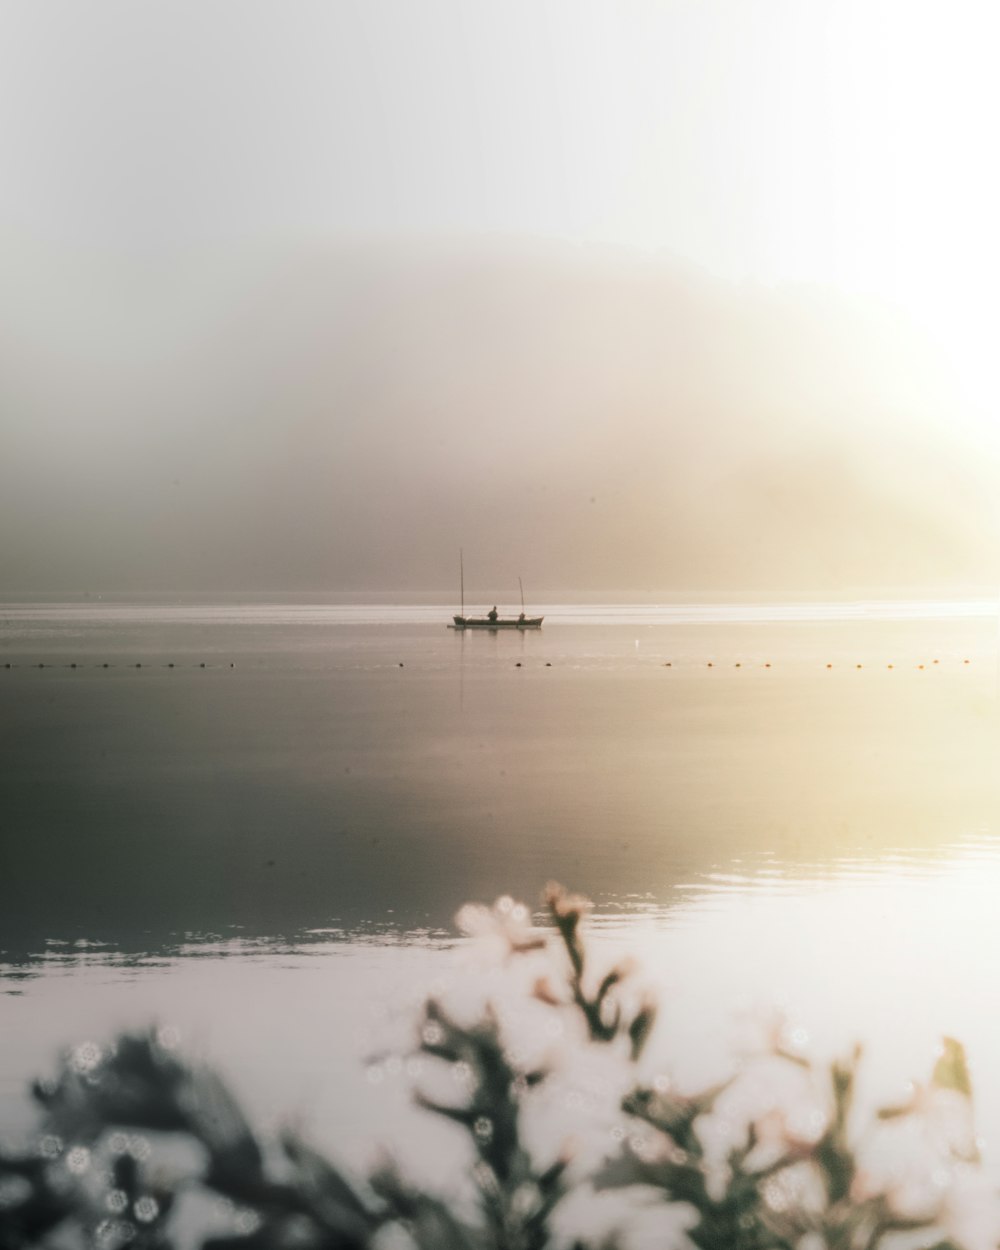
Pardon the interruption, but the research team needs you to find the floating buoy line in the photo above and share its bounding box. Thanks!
[0,658,980,672]
[1,661,236,670]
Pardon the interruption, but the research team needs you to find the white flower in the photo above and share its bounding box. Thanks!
[455,897,545,960]
[939,1164,1000,1250]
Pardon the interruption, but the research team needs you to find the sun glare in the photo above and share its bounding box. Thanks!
[821,6,1000,420]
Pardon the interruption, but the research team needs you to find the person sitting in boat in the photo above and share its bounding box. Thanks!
[488,605,498,622]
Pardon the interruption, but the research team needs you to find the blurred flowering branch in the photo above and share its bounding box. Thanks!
[1,885,993,1250]
[541,884,656,1060]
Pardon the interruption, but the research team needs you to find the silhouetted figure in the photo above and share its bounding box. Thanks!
[488,605,498,622]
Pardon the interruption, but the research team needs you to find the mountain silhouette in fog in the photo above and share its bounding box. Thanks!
[2,238,995,593]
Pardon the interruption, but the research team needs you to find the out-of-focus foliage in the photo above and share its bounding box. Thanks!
[0,885,989,1249]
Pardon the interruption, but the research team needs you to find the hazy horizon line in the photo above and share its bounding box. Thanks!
[5,586,1000,605]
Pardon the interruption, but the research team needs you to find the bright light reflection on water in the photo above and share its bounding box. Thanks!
[6,835,1000,1186]
[5,598,1000,1202]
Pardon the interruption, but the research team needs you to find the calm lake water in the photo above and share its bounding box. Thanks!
[4,596,1000,1178]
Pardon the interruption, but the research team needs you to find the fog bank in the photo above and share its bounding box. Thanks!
[3,239,994,595]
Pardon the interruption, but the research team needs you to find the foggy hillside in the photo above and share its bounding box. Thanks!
[3,238,995,595]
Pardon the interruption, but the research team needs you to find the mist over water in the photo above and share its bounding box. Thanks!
[4,241,999,597]
[4,596,999,956]
[5,598,1000,1183]
[4,597,1000,1174]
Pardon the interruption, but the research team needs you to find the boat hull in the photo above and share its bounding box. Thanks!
[451,616,543,630]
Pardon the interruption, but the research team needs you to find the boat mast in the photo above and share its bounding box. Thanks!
[460,549,465,617]
[519,577,525,613]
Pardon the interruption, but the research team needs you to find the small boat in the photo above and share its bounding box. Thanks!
[452,613,544,631]
[449,554,543,630]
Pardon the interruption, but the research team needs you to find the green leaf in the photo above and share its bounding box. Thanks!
[932,1037,973,1098]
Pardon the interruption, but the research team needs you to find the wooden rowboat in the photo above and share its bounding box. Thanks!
[451,614,543,630]
[449,553,543,630]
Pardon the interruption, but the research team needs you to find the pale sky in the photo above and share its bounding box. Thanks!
[3,3,995,310]
[2,1,999,591]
